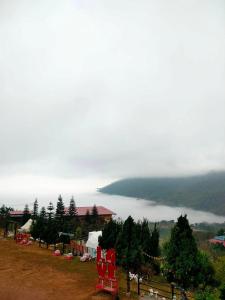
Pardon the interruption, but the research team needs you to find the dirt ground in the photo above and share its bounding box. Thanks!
[0,239,136,300]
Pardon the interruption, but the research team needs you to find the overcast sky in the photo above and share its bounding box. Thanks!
[0,0,225,203]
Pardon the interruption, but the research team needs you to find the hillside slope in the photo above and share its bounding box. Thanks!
[99,172,225,216]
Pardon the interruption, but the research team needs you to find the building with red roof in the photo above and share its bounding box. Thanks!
[209,235,225,248]
[10,206,116,223]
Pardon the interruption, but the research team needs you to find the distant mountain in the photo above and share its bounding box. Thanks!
[99,171,225,216]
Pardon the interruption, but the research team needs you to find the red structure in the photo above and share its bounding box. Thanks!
[96,246,118,296]
[209,239,225,247]
[15,233,30,244]
[70,240,87,255]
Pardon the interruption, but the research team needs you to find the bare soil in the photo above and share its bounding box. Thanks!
[0,239,135,300]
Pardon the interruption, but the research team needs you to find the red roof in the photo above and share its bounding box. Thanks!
[10,210,25,216]
[65,206,116,216]
[209,239,225,247]
[10,206,115,217]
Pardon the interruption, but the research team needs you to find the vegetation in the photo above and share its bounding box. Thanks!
[69,196,77,218]
[99,216,160,294]
[99,171,225,215]
[28,197,105,251]
[0,205,13,237]
[220,284,225,300]
[22,204,31,224]
[163,215,214,290]
[1,196,225,298]
[117,216,142,293]
[32,199,38,220]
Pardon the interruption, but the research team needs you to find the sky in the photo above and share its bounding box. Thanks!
[0,0,225,206]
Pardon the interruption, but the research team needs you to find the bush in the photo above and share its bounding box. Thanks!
[195,289,215,300]
[220,284,225,300]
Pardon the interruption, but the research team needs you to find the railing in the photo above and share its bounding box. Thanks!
[138,277,193,300]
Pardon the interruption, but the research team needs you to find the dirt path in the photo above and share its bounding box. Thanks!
[0,239,136,300]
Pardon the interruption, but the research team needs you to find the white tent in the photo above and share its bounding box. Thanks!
[86,231,102,258]
[20,219,33,233]
[86,231,102,248]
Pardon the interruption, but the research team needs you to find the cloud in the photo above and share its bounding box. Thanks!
[0,0,224,192]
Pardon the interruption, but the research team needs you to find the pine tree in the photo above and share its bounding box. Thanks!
[39,206,46,219]
[47,202,54,220]
[22,204,31,225]
[91,204,99,227]
[164,215,198,288]
[99,219,121,250]
[56,195,65,219]
[83,209,91,237]
[32,198,38,220]
[69,196,77,217]
[150,223,160,257]
[38,207,47,246]
[44,218,58,249]
[140,219,152,261]
[85,209,91,224]
[116,216,143,294]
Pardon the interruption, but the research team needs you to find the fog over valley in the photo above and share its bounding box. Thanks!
[0,0,225,221]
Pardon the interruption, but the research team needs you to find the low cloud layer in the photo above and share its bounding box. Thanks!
[0,0,225,198]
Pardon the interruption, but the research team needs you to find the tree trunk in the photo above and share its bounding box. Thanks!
[14,223,17,240]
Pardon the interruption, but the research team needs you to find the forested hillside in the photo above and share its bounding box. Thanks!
[99,171,225,216]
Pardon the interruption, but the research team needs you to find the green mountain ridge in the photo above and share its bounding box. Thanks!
[99,171,225,216]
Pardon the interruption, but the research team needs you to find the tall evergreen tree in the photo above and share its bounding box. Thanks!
[91,204,99,225]
[44,218,58,249]
[32,198,38,220]
[85,209,91,224]
[30,208,46,242]
[116,216,143,294]
[99,219,121,250]
[22,204,31,225]
[140,219,150,250]
[150,223,160,257]
[47,202,54,220]
[164,215,199,288]
[140,219,152,262]
[56,195,65,219]
[69,196,77,217]
[39,206,46,219]
[83,209,91,237]
[38,207,47,246]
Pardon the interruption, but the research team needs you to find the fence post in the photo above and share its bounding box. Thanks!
[137,274,140,295]
[171,282,175,299]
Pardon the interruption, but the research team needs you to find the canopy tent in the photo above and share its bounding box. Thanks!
[20,219,33,233]
[86,231,102,258]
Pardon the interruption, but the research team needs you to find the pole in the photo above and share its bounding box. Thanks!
[171,282,175,299]
[137,274,140,295]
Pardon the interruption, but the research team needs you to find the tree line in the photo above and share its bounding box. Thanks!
[99,216,160,294]
[99,214,225,299]
[28,196,104,248]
